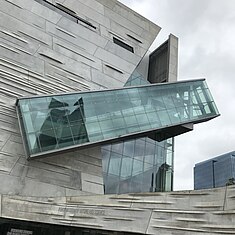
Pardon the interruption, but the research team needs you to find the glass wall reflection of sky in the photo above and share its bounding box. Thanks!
[102,137,174,194]
[102,72,174,194]
[16,79,219,158]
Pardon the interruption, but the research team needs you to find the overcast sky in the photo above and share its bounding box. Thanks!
[120,0,235,190]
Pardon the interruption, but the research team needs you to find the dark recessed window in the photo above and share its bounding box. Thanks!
[105,64,123,74]
[113,37,134,53]
[126,34,142,44]
[55,3,77,15]
[34,0,96,30]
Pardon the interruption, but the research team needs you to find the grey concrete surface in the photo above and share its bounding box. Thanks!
[0,0,160,197]
[1,186,235,234]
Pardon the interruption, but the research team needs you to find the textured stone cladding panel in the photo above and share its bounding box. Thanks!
[0,0,160,197]
[1,186,235,234]
[168,34,178,82]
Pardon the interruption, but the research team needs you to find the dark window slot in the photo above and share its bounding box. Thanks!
[105,64,123,74]
[127,34,142,44]
[113,37,134,53]
[55,3,77,15]
[5,0,22,9]
[34,0,96,30]
[38,53,63,64]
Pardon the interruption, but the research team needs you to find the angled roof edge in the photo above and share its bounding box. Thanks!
[96,0,161,43]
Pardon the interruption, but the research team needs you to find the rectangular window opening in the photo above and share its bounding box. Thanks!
[105,64,123,74]
[34,0,96,30]
[113,37,134,53]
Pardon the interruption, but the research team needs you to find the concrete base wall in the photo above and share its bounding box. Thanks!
[0,186,235,234]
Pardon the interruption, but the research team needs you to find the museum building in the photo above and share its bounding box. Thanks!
[1,0,234,234]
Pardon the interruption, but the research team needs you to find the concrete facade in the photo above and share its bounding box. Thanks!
[0,1,231,234]
[0,0,160,197]
[148,34,178,84]
[1,186,235,234]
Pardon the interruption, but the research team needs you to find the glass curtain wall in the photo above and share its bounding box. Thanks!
[102,137,174,194]
[101,71,219,194]
[194,152,235,190]
[102,72,173,194]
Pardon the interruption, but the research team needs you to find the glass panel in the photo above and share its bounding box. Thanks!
[134,139,145,158]
[165,170,173,191]
[101,149,110,174]
[38,129,57,152]
[102,136,174,194]
[32,111,50,133]
[132,159,143,176]
[111,143,123,154]
[29,97,49,111]
[27,133,40,154]
[123,141,135,157]
[23,113,34,133]
[20,99,30,112]
[17,79,219,157]
[120,156,133,179]
[108,152,121,176]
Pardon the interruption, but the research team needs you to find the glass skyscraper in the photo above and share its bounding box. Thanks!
[194,151,235,190]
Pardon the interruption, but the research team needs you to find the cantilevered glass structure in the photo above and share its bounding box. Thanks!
[16,79,219,158]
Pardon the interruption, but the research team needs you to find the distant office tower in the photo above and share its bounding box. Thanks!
[194,151,235,190]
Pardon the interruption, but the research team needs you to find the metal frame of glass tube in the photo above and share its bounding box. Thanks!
[16,79,219,159]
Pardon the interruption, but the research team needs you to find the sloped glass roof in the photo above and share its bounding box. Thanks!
[16,79,219,158]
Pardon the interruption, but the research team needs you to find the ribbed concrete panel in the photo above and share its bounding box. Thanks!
[1,186,235,234]
[7,0,63,24]
[63,0,109,28]
[96,0,161,44]
[0,0,159,197]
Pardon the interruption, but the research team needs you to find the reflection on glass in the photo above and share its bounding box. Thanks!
[102,137,174,194]
[101,73,217,194]
[17,79,219,158]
